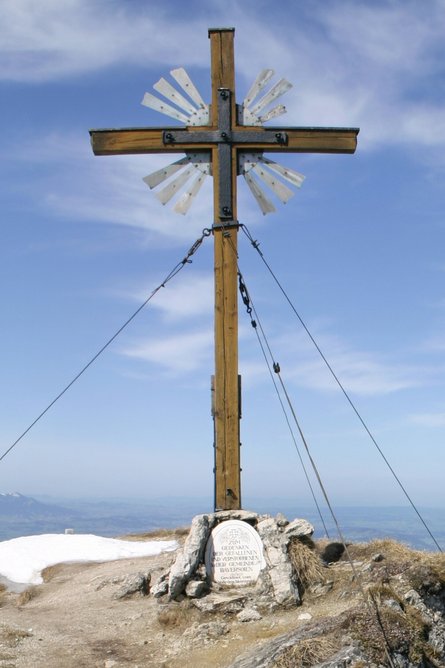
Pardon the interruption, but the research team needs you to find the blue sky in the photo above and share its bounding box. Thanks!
[1,0,445,511]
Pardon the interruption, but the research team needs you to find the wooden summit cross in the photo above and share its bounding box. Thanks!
[90,28,358,512]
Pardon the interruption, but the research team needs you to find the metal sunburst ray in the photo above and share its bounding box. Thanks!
[143,152,211,216]
[239,153,305,216]
[240,70,292,126]
[237,71,306,215]
[141,68,211,214]
[141,66,209,126]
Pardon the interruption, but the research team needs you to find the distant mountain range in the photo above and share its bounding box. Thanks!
[0,492,78,520]
[1,492,444,550]
[0,492,205,541]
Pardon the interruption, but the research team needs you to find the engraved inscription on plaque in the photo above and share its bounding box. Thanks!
[205,520,265,586]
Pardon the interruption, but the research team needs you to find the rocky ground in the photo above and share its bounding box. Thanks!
[0,528,444,667]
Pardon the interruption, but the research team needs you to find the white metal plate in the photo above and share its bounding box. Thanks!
[252,164,294,203]
[250,78,293,116]
[243,172,276,215]
[143,157,189,189]
[141,92,189,123]
[174,172,208,214]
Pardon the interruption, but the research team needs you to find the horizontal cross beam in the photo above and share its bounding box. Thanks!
[90,126,359,156]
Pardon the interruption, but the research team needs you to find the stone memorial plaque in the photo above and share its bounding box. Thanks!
[205,520,265,586]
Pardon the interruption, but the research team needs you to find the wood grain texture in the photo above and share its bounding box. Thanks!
[89,127,358,156]
[209,28,241,510]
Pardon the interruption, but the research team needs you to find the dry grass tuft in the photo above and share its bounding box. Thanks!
[347,538,418,564]
[0,624,32,646]
[288,538,326,592]
[366,581,403,606]
[16,586,39,607]
[0,583,7,606]
[358,539,445,594]
[273,634,340,667]
[346,601,430,665]
[41,563,67,582]
[157,603,195,629]
[406,553,445,594]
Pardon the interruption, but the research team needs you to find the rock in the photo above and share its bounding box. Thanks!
[151,573,169,598]
[168,514,211,599]
[297,612,312,621]
[183,621,229,642]
[371,552,385,562]
[227,612,350,667]
[404,588,423,606]
[275,513,289,528]
[384,598,403,612]
[237,607,262,622]
[191,592,247,613]
[315,644,365,668]
[309,581,334,597]
[257,517,300,606]
[283,518,314,541]
[185,580,208,598]
[95,575,125,591]
[212,510,259,524]
[428,619,445,656]
[253,569,273,597]
[114,572,150,599]
[167,511,311,607]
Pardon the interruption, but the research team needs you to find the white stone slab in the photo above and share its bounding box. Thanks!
[205,520,265,586]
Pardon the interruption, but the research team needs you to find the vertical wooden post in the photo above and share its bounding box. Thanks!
[209,28,241,510]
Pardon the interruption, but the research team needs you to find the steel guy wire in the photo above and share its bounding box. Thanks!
[240,223,442,553]
[0,228,212,465]
[238,271,330,537]
[237,269,397,667]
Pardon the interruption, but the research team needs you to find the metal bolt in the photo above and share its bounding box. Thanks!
[165,132,174,143]
[222,206,232,216]
[220,90,229,99]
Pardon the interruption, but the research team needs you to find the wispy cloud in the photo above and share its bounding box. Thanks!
[4,132,214,243]
[270,327,435,396]
[117,311,443,392]
[0,0,209,82]
[292,354,425,396]
[410,412,445,428]
[3,0,445,155]
[421,335,445,353]
[118,273,214,321]
[4,0,445,241]
[121,328,213,374]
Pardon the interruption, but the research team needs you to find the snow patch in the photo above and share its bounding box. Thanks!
[0,533,178,586]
